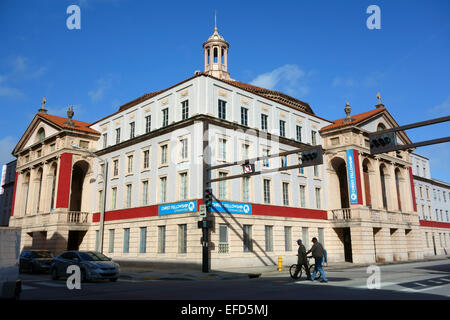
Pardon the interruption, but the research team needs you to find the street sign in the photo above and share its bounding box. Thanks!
[242,163,255,174]
[199,204,207,218]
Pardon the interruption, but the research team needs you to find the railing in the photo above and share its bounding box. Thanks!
[67,211,89,223]
[331,208,352,220]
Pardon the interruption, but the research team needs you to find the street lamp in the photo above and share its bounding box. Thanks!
[72,144,108,254]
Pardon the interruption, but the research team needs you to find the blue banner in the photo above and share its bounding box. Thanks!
[211,201,252,214]
[158,200,197,215]
[346,149,358,204]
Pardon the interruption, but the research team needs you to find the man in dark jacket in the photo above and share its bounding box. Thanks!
[306,237,328,283]
[292,239,311,280]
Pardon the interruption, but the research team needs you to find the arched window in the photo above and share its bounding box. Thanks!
[214,47,218,63]
[37,128,45,142]
[377,123,386,132]
[380,165,388,209]
[395,168,402,211]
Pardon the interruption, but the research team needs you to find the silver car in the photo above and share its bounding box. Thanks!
[51,251,120,282]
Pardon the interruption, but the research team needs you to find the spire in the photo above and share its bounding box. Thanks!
[214,10,217,30]
[38,97,47,114]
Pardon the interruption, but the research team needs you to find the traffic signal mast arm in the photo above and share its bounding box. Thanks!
[207,146,323,184]
[369,115,450,155]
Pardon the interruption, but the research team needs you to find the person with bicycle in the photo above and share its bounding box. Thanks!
[306,237,328,283]
[292,239,311,280]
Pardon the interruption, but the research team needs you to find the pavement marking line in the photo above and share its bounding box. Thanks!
[414,282,427,287]
[400,283,450,293]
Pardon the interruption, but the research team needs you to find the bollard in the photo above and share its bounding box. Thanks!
[278,256,283,272]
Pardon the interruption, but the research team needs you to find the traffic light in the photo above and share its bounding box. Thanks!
[204,188,213,212]
[369,132,397,155]
[300,147,323,167]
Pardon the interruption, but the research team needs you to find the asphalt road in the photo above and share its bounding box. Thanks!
[19,259,450,300]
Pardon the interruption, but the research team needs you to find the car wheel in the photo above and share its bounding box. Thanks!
[110,278,118,282]
[51,268,59,280]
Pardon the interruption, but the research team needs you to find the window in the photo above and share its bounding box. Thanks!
[181,100,189,120]
[123,228,130,253]
[296,126,302,142]
[145,115,151,133]
[179,172,188,200]
[127,155,133,174]
[79,140,89,149]
[178,224,187,253]
[160,144,168,165]
[113,159,119,177]
[143,150,150,170]
[265,226,273,252]
[218,172,228,199]
[50,143,56,152]
[142,180,149,206]
[160,176,167,203]
[311,131,317,145]
[139,227,147,253]
[126,184,132,208]
[263,149,270,167]
[302,227,309,250]
[318,228,325,247]
[108,229,115,253]
[115,128,121,144]
[314,165,319,177]
[98,190,103,211]
[241,107,248,126]
[299,185,306,208]
[180,138,188,160]
[282,182,289,206]
[111,187,117,210]
[242,177,250,202]
[219,225,229,254]
[298,156,305,175]
[129,122,135,139]
[218,100,226,120]
[218,138,227,161]
[158,226,166,253]
[261,114,268,131]
[315,187,321,209]
[162,108,169,127]
[419,186,423,199]
[102,133,108,148]
[285,226,292,251]
[243,225,252,252]
[279,120,286,137]
[281,154,288,168]
[263,179,271,204]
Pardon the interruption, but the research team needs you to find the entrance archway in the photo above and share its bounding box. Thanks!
[69,160,89,212]
[330,157,350,209]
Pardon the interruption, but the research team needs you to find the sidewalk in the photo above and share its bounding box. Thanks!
[118,254,450,281]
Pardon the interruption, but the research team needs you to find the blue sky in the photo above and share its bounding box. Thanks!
[0,0,449,180]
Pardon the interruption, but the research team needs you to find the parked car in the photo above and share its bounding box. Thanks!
[0,227,21,300]
[19,250,54,274]
[50,251,119,282]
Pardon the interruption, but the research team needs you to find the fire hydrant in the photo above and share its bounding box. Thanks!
[278,256,283,272]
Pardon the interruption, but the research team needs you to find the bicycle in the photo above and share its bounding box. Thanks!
[289,256,321,280]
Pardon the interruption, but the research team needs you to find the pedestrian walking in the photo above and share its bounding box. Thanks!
[306,237,328,283]
[292,239,311,280]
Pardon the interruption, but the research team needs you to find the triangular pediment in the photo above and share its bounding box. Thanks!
[13,114,63,155]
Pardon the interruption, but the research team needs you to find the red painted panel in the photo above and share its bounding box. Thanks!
[408,167,417,212]
[353,149,363,205]
[92,199,328,222]
[56,153,72,209]
[419,220,450,229]
[10,172,19,217]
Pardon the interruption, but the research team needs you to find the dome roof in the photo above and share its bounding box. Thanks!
[203,27,229,47]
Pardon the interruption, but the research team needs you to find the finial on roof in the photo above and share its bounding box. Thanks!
[375,91,385,109]
[38,97,47,114]
[343,101,354,123]
[64,105,75,127]
[214,10,217,30]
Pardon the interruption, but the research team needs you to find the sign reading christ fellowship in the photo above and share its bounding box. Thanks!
[158,201,197,215]
[346,149,359,204]
[211,201,252,215]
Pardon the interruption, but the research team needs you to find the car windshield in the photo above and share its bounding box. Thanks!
[78,252,110,261]
[32,251,53,258]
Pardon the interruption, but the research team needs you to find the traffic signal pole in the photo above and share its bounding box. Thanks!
[202,120,210,273]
